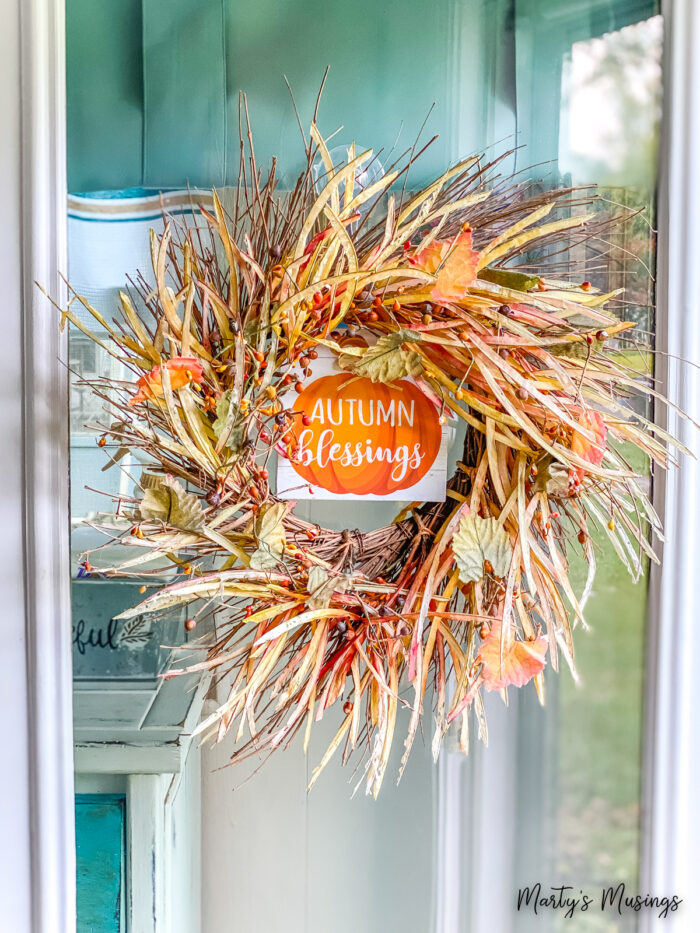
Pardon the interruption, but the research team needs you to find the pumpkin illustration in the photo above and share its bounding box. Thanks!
[290,373,441,495]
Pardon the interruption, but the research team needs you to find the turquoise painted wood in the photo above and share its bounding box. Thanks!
[66,0,659,193]
[75,795,126,933]
[66,0,516,190]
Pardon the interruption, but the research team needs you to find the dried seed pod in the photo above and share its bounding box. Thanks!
[206,489,221,507]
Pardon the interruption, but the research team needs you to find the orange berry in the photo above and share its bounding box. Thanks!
[185,618,197,632]
[97,436,107,447]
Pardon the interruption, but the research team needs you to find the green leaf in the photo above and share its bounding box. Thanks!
[249,502,287,570]
[306,566,351,610]
[139,474,205,532]
[550,336,604,359]
[212,390,233,438]
[213,389,245,449]
[478,267,541,292]
[452,513,513,584]
[338,330,423,383]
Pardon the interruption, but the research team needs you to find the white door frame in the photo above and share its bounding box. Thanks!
[18,0,75,931]
[8,0,700,930]
[642,1,700,927]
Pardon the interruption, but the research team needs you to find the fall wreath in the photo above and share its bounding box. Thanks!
[56,113,680,796]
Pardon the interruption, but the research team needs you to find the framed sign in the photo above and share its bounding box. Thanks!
[276,348,449,501]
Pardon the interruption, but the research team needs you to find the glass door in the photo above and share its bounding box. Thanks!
[65,2,661,931]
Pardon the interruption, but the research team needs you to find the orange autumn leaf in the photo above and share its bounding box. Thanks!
[477,622,548,690]
[410,230,479,303]
[569,410,607,483]
[128,357,204,406]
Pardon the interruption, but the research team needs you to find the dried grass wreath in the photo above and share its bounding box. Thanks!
[54,107,683,796]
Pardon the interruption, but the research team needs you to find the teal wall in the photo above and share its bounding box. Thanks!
[67,0,516,191]
[67,0,143,191]
[66,0,658,193]
[75,795,125,932]
[66,0,658,192]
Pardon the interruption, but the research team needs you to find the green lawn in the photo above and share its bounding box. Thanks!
[550,445,650,930]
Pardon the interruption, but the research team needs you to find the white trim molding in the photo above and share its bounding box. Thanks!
[643,0,700,927]
[127,748,202,933]
[19,1,75,932]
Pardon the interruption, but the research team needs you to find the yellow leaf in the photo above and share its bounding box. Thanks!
[250,502,287,570]
[139,474,204,532]
[453,513,512,584]
[338,330,423,383]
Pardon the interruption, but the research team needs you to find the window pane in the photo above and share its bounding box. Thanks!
[65,3,661,931]
[510,12,661,932]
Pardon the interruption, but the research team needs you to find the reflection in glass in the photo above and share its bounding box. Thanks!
[64,2,662,930]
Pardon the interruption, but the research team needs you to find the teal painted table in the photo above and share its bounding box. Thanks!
[75,795,126,932]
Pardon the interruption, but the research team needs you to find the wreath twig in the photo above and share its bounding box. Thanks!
[54,108,683,796]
